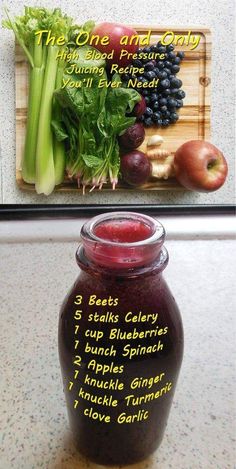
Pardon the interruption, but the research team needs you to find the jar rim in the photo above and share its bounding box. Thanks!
[76,244,169,278]
[80,211,165,248]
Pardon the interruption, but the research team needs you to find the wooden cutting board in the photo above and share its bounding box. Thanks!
[15,26,211,193]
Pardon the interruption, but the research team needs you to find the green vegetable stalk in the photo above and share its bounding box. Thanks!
[22,38,46,183]
[3,9,140,194]
[35,9,74,194]
[3,7,74,194]
[53,59,66,186]
[3,9,47,183]
[53,52,141,193]
[35,44,58,195]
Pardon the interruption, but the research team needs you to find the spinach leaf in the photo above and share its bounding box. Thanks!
[53,46,141,190]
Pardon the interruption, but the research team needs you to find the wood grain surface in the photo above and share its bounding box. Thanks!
[15,26,211,193]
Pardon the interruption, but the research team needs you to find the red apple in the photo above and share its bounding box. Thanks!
[174,140,228,192]
[91,23,139,67]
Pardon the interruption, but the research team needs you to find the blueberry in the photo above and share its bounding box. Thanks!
[176,99,183,108]
[143,47,151,53]
[159,97,167,106]
[167,51,176,61]
[155,119,163,127]
[162,88,171,96]
[167,44,175,52]
[145,96,151,105]
[170,112,179,122]
[173,56,181,65]
[146,71,156,81]
[160,105,168,112]
[162,110,170,118]
[159,71,168,80]
[160,79,170,88]
[152,112,161,122]
[171,88,179,95]
[133,59,143,68]
[144,61,155,71]
[144,117,153,127]
[122,73,130,81]
[176,89,186,99]
[157,45,166,54]
[162,119,170,126]
[167,98,177,108]
[172,65,180,73]
[145,107,153,117]
[164,61,172,68]
[163,67,171,76]
[150,44,159,52]
[138,76,146,83]
[157,61,165,70]
[150,93,159,102]
[142,89,149,96]
[153,101,159,111]
[154,70,161,79]
[170,77,182,88]
[177,51,185,60]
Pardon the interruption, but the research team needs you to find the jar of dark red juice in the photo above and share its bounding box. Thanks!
[58,212,184,465]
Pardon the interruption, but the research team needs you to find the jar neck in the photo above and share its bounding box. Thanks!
[76,246,169,280]
[79,211,166,270]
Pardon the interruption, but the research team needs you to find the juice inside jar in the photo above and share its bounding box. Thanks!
[94,219,154,243]
[59,213,184,465]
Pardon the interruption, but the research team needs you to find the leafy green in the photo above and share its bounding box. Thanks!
[53,49,141,191]
[4,6,141,194]
[3,7,95,194]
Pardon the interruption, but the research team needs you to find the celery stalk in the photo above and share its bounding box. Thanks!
[3,7,91,195]
[53,60,66,186]
[35,45,58,195]
[22,38,46,183]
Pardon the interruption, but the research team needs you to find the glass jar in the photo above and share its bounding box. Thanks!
[58,212,184,465]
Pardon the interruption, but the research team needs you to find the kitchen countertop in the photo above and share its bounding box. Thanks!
[0,0,235,205]
[0,237,235,469]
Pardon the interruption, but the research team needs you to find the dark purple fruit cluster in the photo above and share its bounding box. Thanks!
[122,42,186,127]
